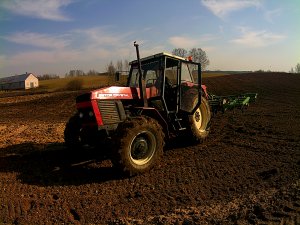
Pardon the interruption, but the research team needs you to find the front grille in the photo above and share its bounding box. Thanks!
[97,100,121,125]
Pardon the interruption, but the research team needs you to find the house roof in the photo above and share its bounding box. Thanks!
[0,73,36,84]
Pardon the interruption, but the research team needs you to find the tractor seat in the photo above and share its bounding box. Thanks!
[146,85,159,98]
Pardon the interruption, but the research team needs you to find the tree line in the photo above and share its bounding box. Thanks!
[105,48,210,75]
[37,74,60,80]
[38,69,101,80]
[64,69,100,77]
[38,48,210,80]
[290,63,300,74]
[105,59,130,77]
[38,50,299,81]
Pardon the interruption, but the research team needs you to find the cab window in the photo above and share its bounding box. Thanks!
[181,62,193,83]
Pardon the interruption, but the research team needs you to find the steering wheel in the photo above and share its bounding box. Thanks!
[146,79,157,87]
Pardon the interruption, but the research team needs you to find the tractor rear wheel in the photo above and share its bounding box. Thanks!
[64,113,82,150]
[187,96,211,141]
[112,117,165,176]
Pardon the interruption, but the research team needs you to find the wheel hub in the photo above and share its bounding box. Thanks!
[132,137,149,160]
[130,131,156,166]
[195,111,201,122]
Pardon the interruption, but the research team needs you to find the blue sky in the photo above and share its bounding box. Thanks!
[0,0,299,77]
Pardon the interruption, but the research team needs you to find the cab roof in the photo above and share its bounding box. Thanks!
[130,52,187,64]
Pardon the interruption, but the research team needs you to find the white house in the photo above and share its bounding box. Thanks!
[0,73,39,90]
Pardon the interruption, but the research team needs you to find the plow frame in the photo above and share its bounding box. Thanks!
[208,93,258,114]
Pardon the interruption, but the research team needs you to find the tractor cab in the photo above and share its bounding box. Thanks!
[127,52,203,116]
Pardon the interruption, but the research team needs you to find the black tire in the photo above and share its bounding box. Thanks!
[112,117,165,176]
[64,114,82,150]
[187,96,211,141]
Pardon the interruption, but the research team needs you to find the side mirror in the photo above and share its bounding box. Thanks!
[115,72,120,82]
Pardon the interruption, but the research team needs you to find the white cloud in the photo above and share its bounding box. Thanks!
[3,27,219,75]
[264,9,281,23]
[0,47,115,75]
[169,35,218,49]
[0,27,141,75]
[9,50,81,64]
[72,27,131,48]
[201,0,262,18]
[231,27,286,47]
[3,32,70,49]
[0,55,8,69]
[169,36,199,49]
[70,27,136,60]
[0,0,73,21]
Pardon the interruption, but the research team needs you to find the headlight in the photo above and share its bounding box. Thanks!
[89,111,94,117]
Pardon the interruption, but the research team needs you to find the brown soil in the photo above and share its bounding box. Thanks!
[0,72,299,224]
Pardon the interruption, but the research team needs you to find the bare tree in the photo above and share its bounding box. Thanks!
[38,74,60,80]
[189,48,210,70]
[172,47,210,70]
[123,59,130,72]
[172,48,187,58]
[116,60,123,72]
[106,61,116,76]
[295,63,300,74]
[86,69,98,76]
[65,69,85,77]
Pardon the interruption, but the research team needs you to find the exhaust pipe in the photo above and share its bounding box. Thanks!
[134,41,148,107]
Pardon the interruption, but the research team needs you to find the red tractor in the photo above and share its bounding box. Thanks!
[64,43,240,176]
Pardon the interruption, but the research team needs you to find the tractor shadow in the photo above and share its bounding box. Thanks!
[0,137,199,187]
[165,135,200,151]
[0,142,125,186]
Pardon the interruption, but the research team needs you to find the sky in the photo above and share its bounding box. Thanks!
[0,0,299,77]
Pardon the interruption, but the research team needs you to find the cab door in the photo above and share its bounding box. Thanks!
[164,57,180,111]
[179,61,201,113]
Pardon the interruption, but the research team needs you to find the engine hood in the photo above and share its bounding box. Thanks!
[90,86,139,100]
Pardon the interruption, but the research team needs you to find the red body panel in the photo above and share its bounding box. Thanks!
[74,86,159,127]
[91,100,103,125]
[76,84,208,127]
[76,100,103,126]
[76,101,92,108]
[90,86,159,100]
[91,86,137,100]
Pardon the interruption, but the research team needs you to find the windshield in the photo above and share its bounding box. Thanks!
[128,60,162,88]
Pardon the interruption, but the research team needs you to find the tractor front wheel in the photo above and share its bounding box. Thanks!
[112,117,165,176]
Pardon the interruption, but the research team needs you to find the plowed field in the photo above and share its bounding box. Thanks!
[0,72,299,224]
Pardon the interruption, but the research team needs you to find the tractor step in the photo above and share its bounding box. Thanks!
[169,113,186,131]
